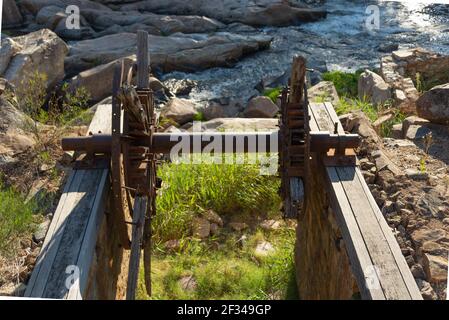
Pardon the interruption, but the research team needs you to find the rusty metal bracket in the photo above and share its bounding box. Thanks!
[72,153,110,170]
[321,148,359,167]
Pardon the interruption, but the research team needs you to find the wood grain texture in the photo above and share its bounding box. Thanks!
[25,103,112,299]
[311,101,421,300]
[126,197,147,300]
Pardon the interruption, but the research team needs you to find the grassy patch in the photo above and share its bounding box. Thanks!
[137,161,297,300]
[263,87,282,103]
[335,97,379,121]
[335,97,405,138]
[0,181,37,256]
[322,70,363,98]
[154,161,281,244]
[138,227,297,300]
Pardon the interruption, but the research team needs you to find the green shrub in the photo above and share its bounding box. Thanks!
[17,71,91,129]
[322,70,363,98]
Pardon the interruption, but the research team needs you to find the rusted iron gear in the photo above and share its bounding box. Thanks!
[111,60,158,250]
[278,61,310,219]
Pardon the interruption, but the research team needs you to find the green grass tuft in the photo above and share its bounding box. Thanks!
[335,97,379,121]
[193,111,206,122]
[0,181,37,256]
[322,70,363,98]
[263,87,282,103]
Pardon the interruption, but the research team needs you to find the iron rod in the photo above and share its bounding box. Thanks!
[61,131,360,154]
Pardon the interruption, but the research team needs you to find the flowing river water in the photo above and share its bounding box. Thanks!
[161,0,449,107]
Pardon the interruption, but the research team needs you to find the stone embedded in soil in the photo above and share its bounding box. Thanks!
[33,219,51,243]
[411,264,426,279]
[391,123,403,139]
[405,124,432,141]
[178,275,197,292]
[405,169,429,181]
[260,219,281,231]
[254,241,275,257]
[416,279,438,300]
[422,241,447,256]
[411,228,448,246]
[423,253,448,283]
[358,70,392,105]
[192,217,211,239]
[228,222,248,232]
[202,209,223,227]
[164,239,180,251]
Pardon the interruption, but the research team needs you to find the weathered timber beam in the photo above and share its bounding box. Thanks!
[25,102,120,300]
[61,132,360,155]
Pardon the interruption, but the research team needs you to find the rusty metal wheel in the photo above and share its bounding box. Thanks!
[279,56,310,219]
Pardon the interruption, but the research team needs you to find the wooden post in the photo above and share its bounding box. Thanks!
[290,56,306,104]
[136,29,153,297]
[126,197,147,300]
[137,30,150,89]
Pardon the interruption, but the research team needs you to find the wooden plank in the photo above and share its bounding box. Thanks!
[25,170,86,297]
[24,171,77,296]
[354,169,422,300]
[66,168,109,300]
[309,102,335,132]
[308,105,320,132]
[336,166,412,299]
[323,102,345,134]
[25,103,112,299]
[42,169,103,298]
[126,197,147,300]
[314,101,420,300]
[325,167,385,300]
